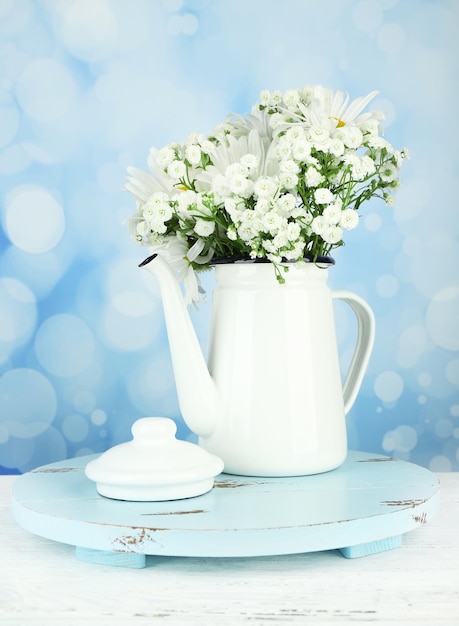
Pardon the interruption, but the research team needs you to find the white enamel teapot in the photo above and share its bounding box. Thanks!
[140,254,375,477]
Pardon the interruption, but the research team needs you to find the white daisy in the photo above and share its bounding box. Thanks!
[309,85,380,131]
[149,236,212,307]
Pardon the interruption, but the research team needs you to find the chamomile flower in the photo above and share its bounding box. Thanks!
[308,85,380,132]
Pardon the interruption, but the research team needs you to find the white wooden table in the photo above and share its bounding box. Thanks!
[1,473,458,624]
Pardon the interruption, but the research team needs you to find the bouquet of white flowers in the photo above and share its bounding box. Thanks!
[126,84,408,305]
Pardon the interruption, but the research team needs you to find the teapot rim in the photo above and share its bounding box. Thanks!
[210,255,335,266]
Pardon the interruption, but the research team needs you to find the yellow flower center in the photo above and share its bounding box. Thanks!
[177,184,188,191]
[330,116,346,128]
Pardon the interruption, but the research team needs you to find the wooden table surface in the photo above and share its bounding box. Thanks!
[1,473,458,625]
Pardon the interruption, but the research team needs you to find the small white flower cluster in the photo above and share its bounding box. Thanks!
[126,84,409,304]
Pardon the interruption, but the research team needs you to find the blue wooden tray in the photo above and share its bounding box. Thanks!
[11,450,440,569]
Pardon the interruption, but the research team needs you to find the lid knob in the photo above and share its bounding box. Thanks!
[132,417,177,445]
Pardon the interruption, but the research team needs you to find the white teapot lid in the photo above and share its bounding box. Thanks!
[85,417,224,502]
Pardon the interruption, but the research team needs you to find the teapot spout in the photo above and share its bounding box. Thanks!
[139,254,217,438]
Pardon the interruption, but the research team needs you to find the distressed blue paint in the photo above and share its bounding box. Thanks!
[11,451,439,568]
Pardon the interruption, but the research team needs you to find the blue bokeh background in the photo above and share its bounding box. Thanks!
[1,0,458,474]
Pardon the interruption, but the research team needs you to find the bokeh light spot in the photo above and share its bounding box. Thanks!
[429,455,452,472]
[0,246,66,300]
[91,409,107,425]
[35,314,95,377]
[164,0,184,10]
[0,89,20,148]
[56,0,118,62]
[382,424,417,453]
[426,287,459,350]
[396,323,428,368]
[0,142,31,175]
[376,274,399,298]
[394,179,427,223]
[101,295,161,351]
[418,372,432,387]
[377,23,406,54]
[0,368,57,438]
[73,390,96,414]
[0,278,36,344]
[17,58,78,122]
[372,98,396,126]
[0,424,9,444]
[4,185,65,254]
[445,359,459,386]
[374,371,404,402]
[434,418,453,439]
[62,414,89,442]
[75,447,95,457]
[352,0,383,33]
[181,13,199,35]
[0,435,34,470]
[126,356,176,414]
[19,427,68,472]
[364,213,382,232]
[168,13,199,35]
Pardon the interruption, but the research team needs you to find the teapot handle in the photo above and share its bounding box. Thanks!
[331,291,376,415]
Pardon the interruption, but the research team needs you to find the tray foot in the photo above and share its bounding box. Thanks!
[339,535,402,559]
[75,546,146,568]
